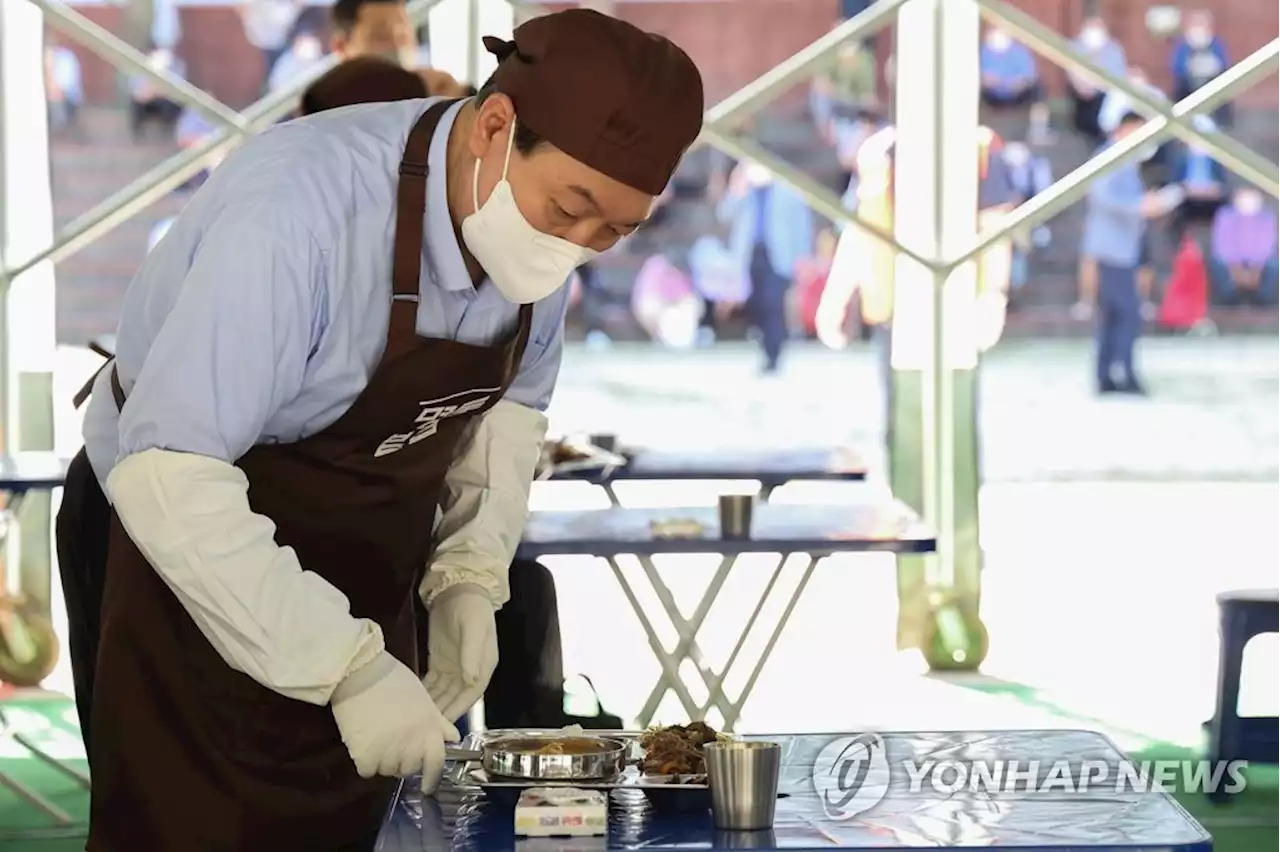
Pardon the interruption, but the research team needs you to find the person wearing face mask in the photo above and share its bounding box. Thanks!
[1209,187,1278,306]
[1067,16,1127,141]
[295,51,624,735]
[331,0,419,68]
[56,9,702,850]
[1170,10,1232,127]
[979,28,1051,142]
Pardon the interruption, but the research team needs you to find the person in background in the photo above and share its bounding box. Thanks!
[719,161,815,375]
[1168,116,1228,240]
[979,26,1051,142]
[128,46,186,141]
[45,43,83,137]
[1001,141,1052,301]
[331,0,418,68]
[834,107,882,202]
[239,0,304,93]
[1209,185,1278,306]
[268,30,327,94]
[689,230,749,346]
[1082,112,1172,396]
[1170,9,1231,126]
[812,39,879,137]
[1098,66,1170,169]
[1067,15,1126,141]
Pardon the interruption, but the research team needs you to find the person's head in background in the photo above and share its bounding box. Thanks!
[1110,110,1146,143]
[299,55,426,115]
[1232,185,1264,215]
[331,0,417,67]
[1183,9,1215,49]
[984,26,1013,51]
[1079,15,1110,50]
[291,30,325,62]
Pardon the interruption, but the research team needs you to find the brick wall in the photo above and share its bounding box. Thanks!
[58,0,1276,110]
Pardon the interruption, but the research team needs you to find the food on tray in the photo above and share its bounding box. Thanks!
[499,736,618,756]
[649,518,706,539]
[639,722,727,776]
[548,441,593,464]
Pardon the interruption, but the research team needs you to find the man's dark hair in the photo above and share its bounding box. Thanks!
[300,56,427,116]
[331,0,402,35]
[474,72,544,154]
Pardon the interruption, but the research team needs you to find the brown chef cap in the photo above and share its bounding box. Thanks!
[483,9,704,196]
[300,57,428,116]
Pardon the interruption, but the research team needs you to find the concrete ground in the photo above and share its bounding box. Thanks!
[42,336,1279,747]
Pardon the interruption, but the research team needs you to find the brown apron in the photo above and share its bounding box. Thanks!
[86,99,533,852]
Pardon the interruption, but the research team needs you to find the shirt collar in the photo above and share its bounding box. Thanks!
[424,97,475,293]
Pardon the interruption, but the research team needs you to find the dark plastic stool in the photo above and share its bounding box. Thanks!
[1207,588,1278,803]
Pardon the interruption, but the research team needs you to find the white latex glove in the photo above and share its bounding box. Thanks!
[424,583,499,723]
[331,650,460,793]
[1070,300,1093,322]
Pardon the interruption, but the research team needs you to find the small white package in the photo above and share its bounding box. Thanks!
[514,787,608,837]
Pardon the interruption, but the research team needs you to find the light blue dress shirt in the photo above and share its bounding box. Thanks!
[83,98,569,485]
[717,180,815,280]
[1082,143,1146,269]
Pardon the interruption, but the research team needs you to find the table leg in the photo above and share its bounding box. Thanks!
[604,556,704,721]
[634,553,738,726]
[721,555,819,731]
[696,554,788,719]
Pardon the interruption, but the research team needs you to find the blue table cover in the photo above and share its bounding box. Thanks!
[517,502,935,558]
[0,452,69,493]
[555,448,867,486]
[375,730,1211,851]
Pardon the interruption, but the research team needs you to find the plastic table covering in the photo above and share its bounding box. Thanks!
[516,502,934,729]
[375,730,1212,852]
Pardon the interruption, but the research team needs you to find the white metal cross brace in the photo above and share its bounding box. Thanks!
[34,0,250,137]
[696,0,950,272]
[610,549,821,733]
[2,0,452,282]
[946,0,1280,272]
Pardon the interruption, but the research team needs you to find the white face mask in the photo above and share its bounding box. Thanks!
[986,31,1012,51]
[1235,193,1263,215]
[1186,27,1211,48]
[1081,27,1106,49]
[461,121,598,304]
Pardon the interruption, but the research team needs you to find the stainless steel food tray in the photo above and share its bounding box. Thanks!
[446,729,709,792]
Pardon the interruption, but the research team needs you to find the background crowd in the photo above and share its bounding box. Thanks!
[40,0,1278,373]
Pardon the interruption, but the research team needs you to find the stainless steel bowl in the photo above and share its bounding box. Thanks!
[447,733,627,781]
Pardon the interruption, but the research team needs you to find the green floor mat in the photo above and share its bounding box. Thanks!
[0,695,90,851]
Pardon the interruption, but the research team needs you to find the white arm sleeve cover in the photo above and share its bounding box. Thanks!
[106,448,386,704]
[420,399,547,609]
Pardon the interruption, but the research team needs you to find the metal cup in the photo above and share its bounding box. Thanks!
[718,494,756,540]
[588,433,618,452]
[703,741,781,830]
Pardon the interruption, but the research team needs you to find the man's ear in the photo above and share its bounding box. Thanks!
[469,93,515,158]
